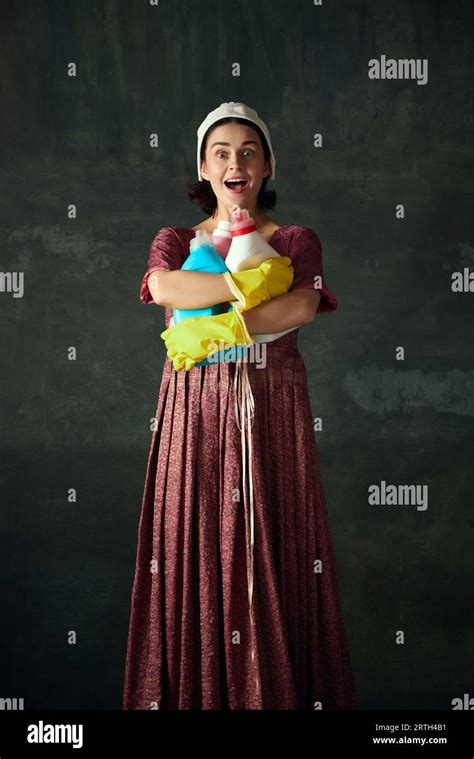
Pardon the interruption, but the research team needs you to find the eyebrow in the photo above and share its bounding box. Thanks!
[210,140,259,149]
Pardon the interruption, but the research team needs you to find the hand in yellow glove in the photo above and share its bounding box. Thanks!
[223,256,294,312]
[160,305,253,371]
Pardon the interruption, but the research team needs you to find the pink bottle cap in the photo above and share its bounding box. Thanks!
[229,205,257,236]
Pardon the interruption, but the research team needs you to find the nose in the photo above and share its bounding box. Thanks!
[228,152,244,171]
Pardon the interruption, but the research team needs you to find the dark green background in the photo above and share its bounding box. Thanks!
[1,0,472,709]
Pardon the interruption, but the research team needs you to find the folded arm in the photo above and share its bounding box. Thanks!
[159,258,299,370]
[147,269,234,309]
[242,289,322,334]
[148,256,296,314]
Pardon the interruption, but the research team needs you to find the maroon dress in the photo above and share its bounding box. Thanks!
[122,225,357,710]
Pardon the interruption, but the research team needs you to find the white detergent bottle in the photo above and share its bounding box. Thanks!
[226,206,279,271]
[225,205,301,343]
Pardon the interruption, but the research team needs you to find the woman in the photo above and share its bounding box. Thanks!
[122,102,357,710]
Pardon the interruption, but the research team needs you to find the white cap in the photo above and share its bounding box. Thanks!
[196,101,276,182]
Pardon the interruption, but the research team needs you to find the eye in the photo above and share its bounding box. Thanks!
[215,149,255,158]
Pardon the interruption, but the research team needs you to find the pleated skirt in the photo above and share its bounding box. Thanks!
[122,335,358,709]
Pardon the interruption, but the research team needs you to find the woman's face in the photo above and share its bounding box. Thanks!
[200,122,271,215]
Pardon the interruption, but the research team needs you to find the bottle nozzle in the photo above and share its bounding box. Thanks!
[195,229,211,240]
[190,228,214,251]
[229,205,250,224]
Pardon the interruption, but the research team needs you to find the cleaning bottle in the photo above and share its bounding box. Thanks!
[226,206,280,271]
[172,230,229,326]
[171,229,241,367]
[225,205,302,344]
[212,220,232,259]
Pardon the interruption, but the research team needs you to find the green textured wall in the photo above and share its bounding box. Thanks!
[1,0,472,709]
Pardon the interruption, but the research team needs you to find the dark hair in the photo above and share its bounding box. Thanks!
[186,117,277,216]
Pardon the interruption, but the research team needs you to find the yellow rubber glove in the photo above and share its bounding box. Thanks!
[223,256,294,312]
[160,305,253,372]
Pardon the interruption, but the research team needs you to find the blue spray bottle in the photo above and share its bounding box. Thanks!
[172,229,229,324]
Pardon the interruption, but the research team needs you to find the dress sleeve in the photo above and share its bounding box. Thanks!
[289,227,338,313]
[139,227,184,304]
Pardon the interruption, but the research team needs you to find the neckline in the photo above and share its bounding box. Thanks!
[186,225,291,243]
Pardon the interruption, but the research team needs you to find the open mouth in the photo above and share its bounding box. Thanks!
[224,179,249,194]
